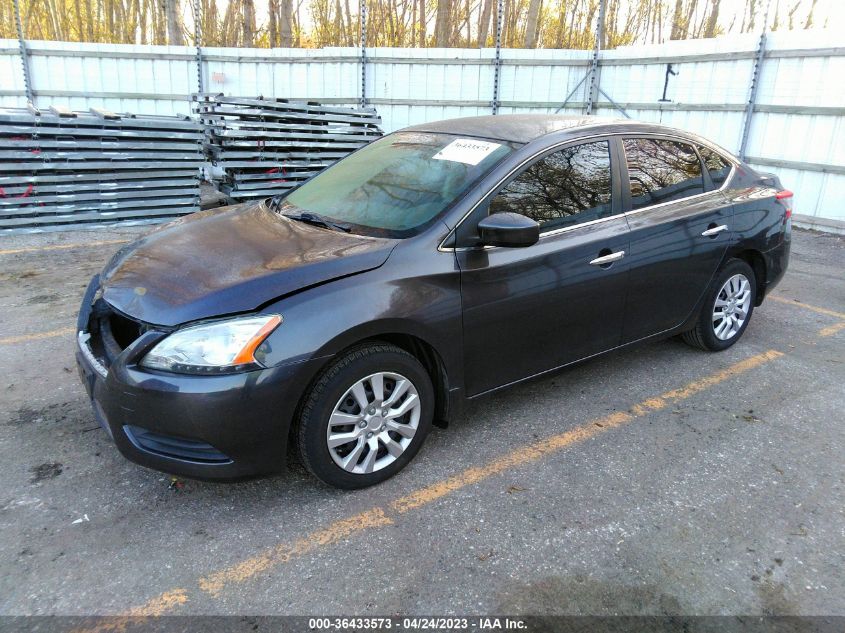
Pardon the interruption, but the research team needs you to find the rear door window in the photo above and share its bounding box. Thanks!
[697,145,732,189]
[624,138,705,210]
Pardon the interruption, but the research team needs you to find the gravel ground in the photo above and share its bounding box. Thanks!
[0,225,842,617]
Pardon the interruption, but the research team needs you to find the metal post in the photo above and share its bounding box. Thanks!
[739,0,772,160]
[360,0,368,108]
[194,0,204,94]
[491,0,503,114]
[12,0,34,105]
[585,0,607,115]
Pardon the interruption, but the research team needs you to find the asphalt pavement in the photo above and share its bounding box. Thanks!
[0,226,842,617]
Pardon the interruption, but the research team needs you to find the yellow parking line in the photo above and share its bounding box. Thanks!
[199,508,393,596]
[128,589,189,616]
[819,322,845,337]
[768,294,845,321]
[90,348,782,622]
[72,590,189,633]
[389,411,634,515]
[0,239,129,256]
[0,327,75,345]
[392,349,783,515]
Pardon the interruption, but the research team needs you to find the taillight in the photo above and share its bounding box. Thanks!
[776,190,793,220]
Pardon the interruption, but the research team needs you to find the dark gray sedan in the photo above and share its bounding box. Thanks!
[76,115,792,488]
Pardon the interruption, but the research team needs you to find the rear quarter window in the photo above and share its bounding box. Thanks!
[697,145,732,189]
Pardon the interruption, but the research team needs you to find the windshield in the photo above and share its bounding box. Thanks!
[278,132,515,237]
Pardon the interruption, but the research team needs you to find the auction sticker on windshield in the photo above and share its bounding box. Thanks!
[433,138,502,165]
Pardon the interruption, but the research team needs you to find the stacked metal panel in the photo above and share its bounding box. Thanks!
[194,95,383,200]
[0,106,203,232]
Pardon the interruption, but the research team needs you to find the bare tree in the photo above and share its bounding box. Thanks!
[418,0,426,45]
[804,0,818,28]
[704,0,721,37]
[741,0,758,32]
[433,0,451,45]
[165,0,185,44]
[279,0,294,45]
[11,0,837,50]
[139,0,148,42]
[669,0,685,39]
[85,0,94,39]
[153,0,166,43]
[523,0,541,47]
[220,0,237,45]
[344,0,354,45]
[242,0,255,45]
[477,0,493,45]
[786,0,800,28]
[268,0,278,46]
[208,0,219,42]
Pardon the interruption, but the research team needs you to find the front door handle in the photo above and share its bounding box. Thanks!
[589,250,625,266]
[701,224,729,237]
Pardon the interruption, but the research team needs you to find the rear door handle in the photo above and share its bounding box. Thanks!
[589,251,625,266]
[701,224,729,237]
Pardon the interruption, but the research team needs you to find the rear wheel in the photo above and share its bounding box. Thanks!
[681,259,756,351]
[297,343,434,489]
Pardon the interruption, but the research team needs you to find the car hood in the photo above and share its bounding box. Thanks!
[101,200,396,327]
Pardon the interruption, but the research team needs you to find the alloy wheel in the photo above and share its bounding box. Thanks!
[712,273,752,340]
[326,372,421,474]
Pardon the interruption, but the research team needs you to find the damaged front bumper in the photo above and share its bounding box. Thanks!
[75,274,320,481]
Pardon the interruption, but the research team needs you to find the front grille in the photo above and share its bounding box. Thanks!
[108,310,144,350]
[124,425,232,464]
[83,297,148,367]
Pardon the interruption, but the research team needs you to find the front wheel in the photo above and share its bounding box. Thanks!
[681,259,757,351]
[296,343,434,489]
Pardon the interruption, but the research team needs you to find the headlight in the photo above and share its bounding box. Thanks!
[140,315,282,374]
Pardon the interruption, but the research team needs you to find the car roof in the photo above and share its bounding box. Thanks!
[402,114,695,145]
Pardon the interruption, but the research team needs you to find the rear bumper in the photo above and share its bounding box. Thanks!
[760,230,791,300]
[75,281,328,481]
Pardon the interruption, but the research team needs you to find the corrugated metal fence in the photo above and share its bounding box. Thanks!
[1,30,843,231]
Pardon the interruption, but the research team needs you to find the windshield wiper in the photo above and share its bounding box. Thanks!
[282,211,352,233]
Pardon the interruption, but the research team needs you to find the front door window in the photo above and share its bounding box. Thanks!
[489,140,614,231]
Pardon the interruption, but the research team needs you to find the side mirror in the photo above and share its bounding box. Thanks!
[477,212,540,248]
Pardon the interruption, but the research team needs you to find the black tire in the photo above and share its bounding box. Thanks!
[681,258,757,352]
[297,342,434,489]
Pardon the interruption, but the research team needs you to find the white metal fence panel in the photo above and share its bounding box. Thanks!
[201,46,361,105]
[747,31,845,227]
[0,33,842,230]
